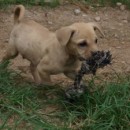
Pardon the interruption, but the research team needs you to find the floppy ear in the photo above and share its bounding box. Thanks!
[56,27,75,46]
[89,22,105,37]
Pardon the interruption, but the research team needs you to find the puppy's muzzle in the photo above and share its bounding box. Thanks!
[79,51,98,61]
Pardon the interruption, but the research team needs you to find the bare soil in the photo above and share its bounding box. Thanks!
[0,4,130,84]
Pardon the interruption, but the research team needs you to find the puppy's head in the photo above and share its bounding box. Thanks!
[56,22,104,59]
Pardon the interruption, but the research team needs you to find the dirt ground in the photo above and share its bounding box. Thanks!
[0,4,130,84]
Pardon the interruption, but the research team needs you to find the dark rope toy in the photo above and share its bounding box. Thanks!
[65,50,112,100]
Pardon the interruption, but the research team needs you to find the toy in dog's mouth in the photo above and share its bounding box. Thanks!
[65,50,112,100]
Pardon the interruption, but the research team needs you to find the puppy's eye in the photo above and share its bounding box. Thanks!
[95,38,98,44]
[78,41,88,47]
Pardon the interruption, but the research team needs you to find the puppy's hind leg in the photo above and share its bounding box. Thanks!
[2,39,18,62]
[2,46,18,62]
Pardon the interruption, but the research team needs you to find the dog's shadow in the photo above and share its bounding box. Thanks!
[27,81,65,102]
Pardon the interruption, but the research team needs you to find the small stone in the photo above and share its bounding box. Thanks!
[115,46,121,49]
[111,26,116,30]
[89,6,94,10]
[114,34,118,38]
[120,5,126,11]
[96,4,100,7]
[103,17,108,21]
[88,18,92,21]
[95,16,101,22]
[127,14,130,22]
[82,14,87,17]
[121,61,126,64]
[64,1,69,4]
[74,9,81,15]
[122,17,127,20]
[122,20,128,23]
[48,21,53,25]
[4,39,9,43]
[116,2,122,7]
[44,0,51,3]
[104,14,108,17]
[118,23,123,26]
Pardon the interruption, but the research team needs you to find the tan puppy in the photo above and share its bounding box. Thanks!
[2,5,104,84]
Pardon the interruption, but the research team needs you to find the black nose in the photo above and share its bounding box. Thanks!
[91,51,99,55]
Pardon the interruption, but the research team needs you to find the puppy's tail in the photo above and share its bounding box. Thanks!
[14,5,25,24]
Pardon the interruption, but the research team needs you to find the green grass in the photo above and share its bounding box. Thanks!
[0,0,60,8]
[0,61,130,129]
[0,0,130,8]
[83,0,130,8]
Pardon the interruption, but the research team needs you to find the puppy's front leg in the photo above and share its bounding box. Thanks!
[37,62,52,86]
[38,71,51,86]
[30,63,41,84]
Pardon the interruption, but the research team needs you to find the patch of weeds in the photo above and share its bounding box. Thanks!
[0,61,130,129]
[83,0,130,8]
[109,0,130,7]
[56,77,130,129]
[0,0,60,9]
[0,0,35,8]
[0,61,68,129]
